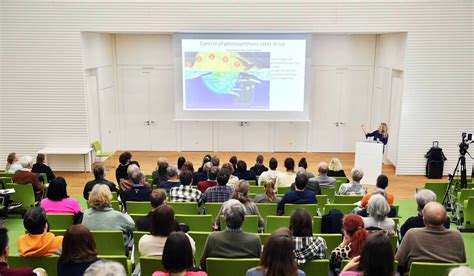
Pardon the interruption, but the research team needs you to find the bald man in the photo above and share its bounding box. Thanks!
[396,202,466,273]
[308,162,336,189]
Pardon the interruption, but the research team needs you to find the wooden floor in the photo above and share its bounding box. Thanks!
[58,151,443,200]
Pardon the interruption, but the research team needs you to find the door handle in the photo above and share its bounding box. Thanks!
[144,120,150,126]
[339,122,345,125]
[334,122,339,127]
[150,121,156,124]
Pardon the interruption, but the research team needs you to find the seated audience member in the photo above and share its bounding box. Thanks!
[277,173,317,215]
[211,155,220,167]
[202,169,234,203]
[83,165,118,200]
[356,188,397,218]
[5,152,22,173]
[254,180,281,203]
[246,228,305,276]
[327,158,347,178]
[121,170,153,209]
[200,200,261,271]
[305,171,322,195]
[82,185,134,242]
[362,195,395,235]
[153,232,206,276]
[40,177,81,214]
[400,189,450,238]
[229,155,238,172]
[119,164,139,191]
[298,157,315,178]
[177,156,186,174]
[13,156,44,200]
[330,215,368,271]
[234,160,257,182]
[198,155,212,173]
[309,162,336,189]
[160,166,181,192]
[193,162,212,185]
[360,174,393,207]
[115,151,140,184]
[222,162,240,187]
[290,209,327,264]
[340,232,394,276]
[58,225,98,276]
[0,227,36,275]
[197,166,219,193]
[275,157,297,189]
[32,154,55,182]
[83,260,126,276]
[152,159,169,185]
[137,189,172,232]
[396,202,466,274]
[250,155,268,176]
[139,205,195,257]
[338,168,366,195]
[181,161,195,173]
[257,157,280,186]
[170,170,203,204]
[18,207,63,256]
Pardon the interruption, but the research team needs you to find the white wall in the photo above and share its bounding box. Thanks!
[0,1,472,175]
[376,33,407,71]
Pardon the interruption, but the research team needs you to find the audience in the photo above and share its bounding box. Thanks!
[5,152,22,173]
[139,205,195,257]
[32,153,56,182]
[211,155,220,167]
[257,157,280,186]
[136,189,171,232]
[118,163,139,191]
[202,169,234,203]
[197,166,219,193]
[290,209,327,264]
[115,151,140,184]
[40,177,81,214]
[83,165,118,200]
[400,189,450,238]
[338,168,366,195]
[152,159,169,185]
[234,160,257,182]
[177,156,186,173]
[229,156,238,172]
[327,158,347,178]
[181,161,195,173]
[298,157,315,178]
[222,162,240,187]
[362,194,396,235]
[18,207,63,256]
[193,162,212,185]
[200,199,261,271]
[153,232,206,276]
[356,188,397,218]
[253,180,281,203]
[396,202,466,274]
[198,155,212,173]
[13,156,44,200]
[277,173,317,215]
[121,170,153,209]
[83,260,126,276]
[246,228,305,276]
[0,227,36,275]
[309,162,336,189]
[249,155,268,176]
[275,157,297,189]
[305,171,322,195]
[160,166,181,192]
[360,174,393,207]
[58,225,98,276]
[170,170,203,204]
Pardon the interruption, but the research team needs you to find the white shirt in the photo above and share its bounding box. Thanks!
[6,163,22,174]
[275,171,297,189]
[139,233,196,257]
[258,170,281,186]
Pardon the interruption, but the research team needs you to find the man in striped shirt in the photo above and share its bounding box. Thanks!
[169,170,203,205]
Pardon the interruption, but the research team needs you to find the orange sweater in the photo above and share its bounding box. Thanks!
[17,233,63,257]
[360,192,394,207]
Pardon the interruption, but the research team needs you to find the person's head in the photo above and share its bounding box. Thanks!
[93,165,106,180]
[158,162,169,177]
[422,202,447,228]
[88,184,112,210]
[259,227,298,276]
[284,157,295,172]
[126,164,139,178]
[19,156,33,169]
[208,166,219,181]
[36,154,46,165]
[342,214,368,257]
[415,189,437,213]
[46,177,69,201]
[376,174,389,189]
[294,173,308,190]
[229,156,238,168]
[166,166,179,180]
[202,154,212,167]
[328,158,343,171]
[289,208,313,237]
[151,205,175,237]
[448,266,474,276]
[211,155,220,167]
[317,162,329,175]
[256,155,264,165]
[181,161,194,173]
[298,157,308,169]
[222,199,246,229]
[23,207,47,235]
[236,160,247,173]
[59,224,97,264]
[179,170,193,186]
[177,156,186,170]
[162,232,194,273]
[83,260,126,276]
[351,168,364,182]
[0,227,9,258]
[263,180,276,202]
[202,162,212,175]
[150,189,167,209]
[216,168,230,186]
[232,180,250,203]
[378,123,388,137]
[269,157,278,170]
[367,194,390,221]
[118,152,132,166]
[131,170,145,185]
[221,162,234,174]
[156,157,168,168]
[7,152,17,164]
[359,231,394,276]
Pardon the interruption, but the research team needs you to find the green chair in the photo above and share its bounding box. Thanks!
[256,203,278,218]
[49,229,66,236]
[312,216,322,233]
[408,262,467,276]
[100,255,132,276]
[168,202,199,215]
[316,233,342,253]
[176,215,213,232]
[324,204,356,215]
[111,200,121,211]
[334,195,363,204]
[299,259,329,276]
[390,234,398,254]
[0,176,12,186]
[39,173,48,184]
[6,183,37,209]
[341,259,398,272]
[316,194,328,208]
[321,187,336,203]
[335,181,344,193]
[92,140,115,164]
[47,214,74,230]
[187,231,210,266]
[219,215,259,233]
[265,216,290,233]
[277,186,292,194]
[249,186,264,194]
[129,213,144,230]
[126,201,150,214]
[423,182,449,203]
[133,231,148,261]
[0,173,15,178]
[463,196,474,229]
[91,230,125,255]
[457,189,474,208]
[206,258,259,276]
[284,204,320,217]
[334,177,348,183]
[248,180,257,186]
[8,255,59,276]
[258,233,271,245]
[140,256,164,276]
[204,202,222,219]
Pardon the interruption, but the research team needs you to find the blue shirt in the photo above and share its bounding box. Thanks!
[277,190,317,215]
[234,170,257,181]
[159,180,181,192]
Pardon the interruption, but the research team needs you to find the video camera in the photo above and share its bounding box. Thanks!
[460,132,473,155]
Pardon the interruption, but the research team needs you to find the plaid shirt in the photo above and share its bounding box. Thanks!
[294,236,327,265]
[203,185,234,202]
[169,185,203,204]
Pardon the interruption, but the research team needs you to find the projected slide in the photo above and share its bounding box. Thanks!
[182,39,306,111]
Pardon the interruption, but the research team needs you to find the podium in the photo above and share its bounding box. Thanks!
[354,142,383,185]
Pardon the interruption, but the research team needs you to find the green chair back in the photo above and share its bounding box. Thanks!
[324,204,356,215]
[299,259,329,276]
[284,204,320,217]
[408,262,467,276]
[316,234,342,253]
[133,231,148,261]
[334,195,363,204]
[204,202,222,219]
[8,255,59,276]
[258,233,271,245]
[277,186,292,194]
[255,203,277,219]
[140,256,164,276]
[111,200,121,211]
[463,197,474,229]
[91,230,125,255]
[265,216,290,233]
[316,195,328,208]
[312,216,322,233]
[126,201,150,214]
[390,235,398,254]
[0,173,15,178]
[92,141,114,157]
[39,173,48,184]
[0,176,13,186]
[47,214,74,230]
[168,202,199,215]
[335,181,344,193]
[248,180,257,186]
[334,177,348,183]
[424,182,449,203]
[249,186,264,194]
[206,258,259,276]
[99,255,132,276]
[176,215,213,232]
[6,183,37,209]
[129,213,144,230]
[321,187,336,203]
[92,141,102,151]
[219,215,258,233]
[187,231,210,267]
[457,189,474,207]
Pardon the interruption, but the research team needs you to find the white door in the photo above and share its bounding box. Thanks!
[274,122,308,152]
[216,122,244,151]
[387,71,403,165]
[181,121,214,151]
[243,122,271,152]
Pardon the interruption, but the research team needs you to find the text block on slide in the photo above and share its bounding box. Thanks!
[354,142,383,185]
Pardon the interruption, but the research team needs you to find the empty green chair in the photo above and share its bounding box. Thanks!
[47,214,74,230]
[91,230,125,255]
[133,231,148,261]
[256,203,278,218]
[321,187,336,203]
[206,258,259,276]
[408,262,467,276]
[284,204,320,217]
[99,255,132,276]
[219,215,259,233]
[126,201,150,214]
[168,202,199,215]
[423,183,449,203]
[265,216,290,233]
[6,183,37,209]
[176,215,213,232]
[204,202,222,219]
[8,255,59,276]
[463,197,474,229]
[324,204,356,215]
[92,140,115,164]
[299,259,329,276]
[140,256,164,276]
[187,231,210,266]
[316,234,342,253]
[334,195,363,204]
[312,216,322,233]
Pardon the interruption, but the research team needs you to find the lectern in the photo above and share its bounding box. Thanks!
[354,142,383,185]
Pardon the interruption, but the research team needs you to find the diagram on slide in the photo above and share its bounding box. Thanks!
[184,51,271,110]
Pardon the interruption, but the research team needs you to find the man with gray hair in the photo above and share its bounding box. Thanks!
[200,199,261,271]
[309,162,336,189]
[400,189,450,238]
[337,168,366,195]
[13,156,44,200]
[84,260,126,276]
[159,165,180,192]
[121,170,152,210]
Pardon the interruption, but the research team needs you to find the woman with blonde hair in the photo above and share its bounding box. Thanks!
[327,158,347,178]
[5,152,22,173]
[362,123,388,147]
[254,180,281,204]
